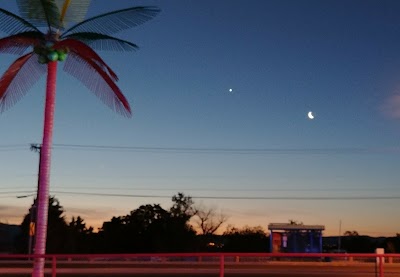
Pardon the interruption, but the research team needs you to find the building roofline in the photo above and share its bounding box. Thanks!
[268,223,325,231]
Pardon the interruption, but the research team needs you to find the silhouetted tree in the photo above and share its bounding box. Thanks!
[385,235,400,253]
[66,216,94,253]
[170,192,195,220]
[98,194,197,253]
[342,231,378,253]
[223,225,269,252]
[344,230,359,236]
[18,197,68,253]
[126,204,169,252]
[98,216,127,253]
[167,193,196,251]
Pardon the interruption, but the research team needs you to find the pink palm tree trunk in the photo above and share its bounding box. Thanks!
[32,61,58,277]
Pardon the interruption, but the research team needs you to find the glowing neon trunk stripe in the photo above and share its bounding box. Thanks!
[32,61,58,277]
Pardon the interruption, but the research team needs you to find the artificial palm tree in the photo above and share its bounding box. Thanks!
[0,1,159,276]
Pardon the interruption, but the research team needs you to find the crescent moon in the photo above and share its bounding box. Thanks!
[308,111,314,119]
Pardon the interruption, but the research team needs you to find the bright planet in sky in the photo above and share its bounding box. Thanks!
[307,111,315,120]
[229,88,233,92]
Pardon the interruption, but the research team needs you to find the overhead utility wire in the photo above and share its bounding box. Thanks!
[52,144,398,154]
[3,186,398,193]
[0,145,27,151]
[0,190,35,195]
[50,191,400,200]
[41,186,400,192]
[0,144,28,148]
[1,143,400,154]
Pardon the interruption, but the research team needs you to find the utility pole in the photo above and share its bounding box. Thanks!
[29,143,42,256]
[338,220,342,251]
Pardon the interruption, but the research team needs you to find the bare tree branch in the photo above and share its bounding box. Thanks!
[192,204,228,235]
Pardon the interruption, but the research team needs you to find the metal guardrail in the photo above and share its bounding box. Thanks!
[0,252,399,277]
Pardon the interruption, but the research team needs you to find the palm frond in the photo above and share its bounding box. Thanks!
[16,0,62,30]
[0,32,44,55]
[62,6,160,37]
[0,52,46,112]
[63,52,131,117]
[54,38,119,81]
[63,32,138,51]
[56,0,91,25]
[0,8,40,35]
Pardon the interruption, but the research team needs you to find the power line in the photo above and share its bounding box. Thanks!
[3,182,399,190]
[0,190,35,195]
[52,144,400,155]
[49,186,400,192]
[0,145,27,152]
[1,185,399,193]
[50,191,400,200]
[0,144,28,148]
[0,143,399,155]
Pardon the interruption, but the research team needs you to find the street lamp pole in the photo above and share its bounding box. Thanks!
[29,143,42,256]
[28,204,35,256]
[16,194,36,258]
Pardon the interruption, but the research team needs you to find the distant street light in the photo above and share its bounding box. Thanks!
[16,194,36,199]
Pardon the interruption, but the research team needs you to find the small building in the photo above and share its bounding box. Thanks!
[268,223,324,253]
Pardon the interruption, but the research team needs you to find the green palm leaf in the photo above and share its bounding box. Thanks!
[62,6,160,37]
[16,0,62,30]
[0,8,40,35]
[63,32,138,51]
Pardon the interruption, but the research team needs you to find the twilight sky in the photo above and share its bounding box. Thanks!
[1,0,400,236]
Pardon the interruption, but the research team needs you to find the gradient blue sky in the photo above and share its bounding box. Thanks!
[1,0,400,236]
